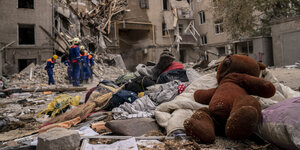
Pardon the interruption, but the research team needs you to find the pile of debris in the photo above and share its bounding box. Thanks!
[77,0,128,35]
[53,0,128,54]
[8,55,127,86]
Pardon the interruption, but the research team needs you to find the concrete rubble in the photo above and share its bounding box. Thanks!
[1,0,300,150]
[8,54,127,87]
[37,127,80,150]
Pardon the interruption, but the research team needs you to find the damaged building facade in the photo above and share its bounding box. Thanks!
[271,15,300,66]
[107,0,200,70]
[192,0,274,66]
[2,0,296,76]
[0,0,54,76]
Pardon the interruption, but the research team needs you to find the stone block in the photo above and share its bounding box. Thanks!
[37,127,80,150]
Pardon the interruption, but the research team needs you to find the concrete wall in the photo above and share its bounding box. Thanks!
[0,0,53,75]
[271,16,300,66]
[249,37,273,66]
[192,0,231,61]
[148,0,174,47]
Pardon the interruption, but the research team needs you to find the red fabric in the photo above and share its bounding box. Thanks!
[178,83,186,94]
[40,122,51,128]
[162,62,184,73]
[88,55,93,59]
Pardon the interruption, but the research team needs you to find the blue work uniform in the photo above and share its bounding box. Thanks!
[64,60,72,84]
[69,45,81,86]
[80,52,91,81]
[45,58,55,85]
[88,54,94,79]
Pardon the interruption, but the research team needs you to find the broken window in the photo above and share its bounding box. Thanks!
[18,24,35,45]
[18,59,36,72]
[217,47,225,56]
[18,0,34,9]
[214,20,224,34]
[140,0,149,9]
[199,11,206,24]
[180,49,185,62]
[178,24,184,34]
[163,0,168,10]
[162,22,168,36]
[201,35,207,45]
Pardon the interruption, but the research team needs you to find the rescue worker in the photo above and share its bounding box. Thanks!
[64,58,72,84]
[45,55,58,85]
[88,53,94,81]
[69,38,81,86]
[79,46,91,83]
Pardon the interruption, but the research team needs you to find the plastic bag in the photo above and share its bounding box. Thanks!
[37,94,80,118]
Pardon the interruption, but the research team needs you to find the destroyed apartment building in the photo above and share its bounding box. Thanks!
[0,0,202,75]
[1,0,300,150]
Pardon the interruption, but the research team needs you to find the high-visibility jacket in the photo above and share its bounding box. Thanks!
[69,45,80,63]
[45,58,55,70]
[88,54,94,66]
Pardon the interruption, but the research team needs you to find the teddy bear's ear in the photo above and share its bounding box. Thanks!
[258,62,266,70]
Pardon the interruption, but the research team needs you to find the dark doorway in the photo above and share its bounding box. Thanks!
[18,59,36,72]
[180,49,185,63]
[88,43,96,53]
[217,47,226,56]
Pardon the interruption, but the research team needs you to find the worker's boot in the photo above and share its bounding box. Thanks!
[184,108,215,143]
[225,95,261,139]
[152,50,175,80]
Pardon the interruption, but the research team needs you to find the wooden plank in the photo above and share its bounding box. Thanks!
[0,41,15,52]
[39,25,68,54]
[22,87,87,92]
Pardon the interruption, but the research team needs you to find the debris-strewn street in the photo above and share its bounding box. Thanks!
[1,0,300,150]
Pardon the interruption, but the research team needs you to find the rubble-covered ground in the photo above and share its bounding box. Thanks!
[0,62,299,149]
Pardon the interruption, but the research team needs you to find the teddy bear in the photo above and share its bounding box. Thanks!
[184,54,276,143]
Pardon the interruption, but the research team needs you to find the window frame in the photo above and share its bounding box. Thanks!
[199,11,206,24]
[200,35,207,45]
[140,0,149,9]
[162,22,169,37]
[214,20,224,34]
[18,24,35,45]
[18,0,34,9]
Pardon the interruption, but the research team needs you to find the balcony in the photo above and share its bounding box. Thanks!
[177,9,194,20]
[178,34,197,45]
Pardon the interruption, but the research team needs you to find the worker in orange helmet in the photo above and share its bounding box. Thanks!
[45,55,58,85]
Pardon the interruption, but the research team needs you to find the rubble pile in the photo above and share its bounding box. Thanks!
[10,63,69,85]
[53,0,128,54]
[9,58,127,86]
[77,0,128,34]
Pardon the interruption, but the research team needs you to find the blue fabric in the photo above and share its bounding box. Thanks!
[47,69,55,85]
[69,45,80,62]
[157,69,188,84]
[72,62,80,86]
[89,56,94,66]
[105,90,139,111]
[64,60,72,84]
[45,60,55,70]
[80,54,92,81]
[45,58,55,85]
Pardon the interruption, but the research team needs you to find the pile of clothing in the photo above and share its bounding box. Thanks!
[85,50,190,120]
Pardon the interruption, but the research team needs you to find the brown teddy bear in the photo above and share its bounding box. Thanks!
[184,54,276,143]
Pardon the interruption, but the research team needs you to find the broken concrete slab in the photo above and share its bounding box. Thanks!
[37,127,80,150]
[105,118,160,136]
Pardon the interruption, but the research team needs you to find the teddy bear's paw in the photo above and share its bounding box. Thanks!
[225,106,259,140]
[184,110,215,143]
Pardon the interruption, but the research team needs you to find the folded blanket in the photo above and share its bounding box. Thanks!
[155,69,300,135]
